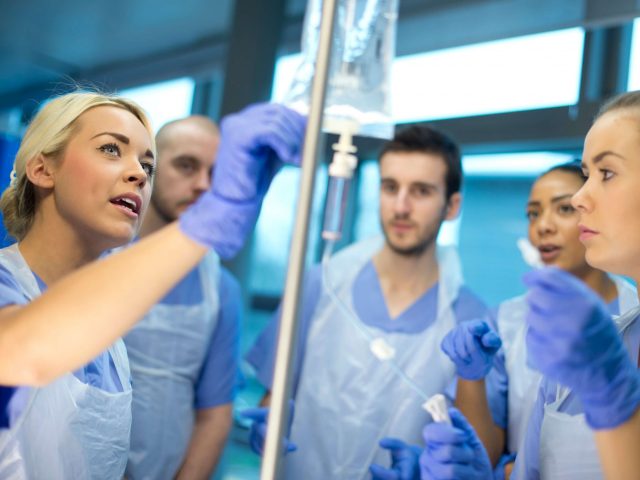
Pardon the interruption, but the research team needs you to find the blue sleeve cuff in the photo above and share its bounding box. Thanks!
[485,350,509,429]
[244,312,279,390]
[493,453,517,480]
[453,287,491,324]
[245,265,324,394]
[194,269,242,408]
[0,386,16,428]
[0,264,29,308]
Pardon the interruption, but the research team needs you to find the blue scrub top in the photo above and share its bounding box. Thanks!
[0,386,15,428]
[0,263,28,428]
[0,262,242,428]
[0,264,125,427]
[246,260,490,394]
[156,266,242,409]
[127,236,242,408]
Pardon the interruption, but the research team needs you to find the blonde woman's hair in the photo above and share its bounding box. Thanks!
[0,91,154,240]
[596,90,640,120]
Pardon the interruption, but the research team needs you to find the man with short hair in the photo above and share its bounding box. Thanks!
[124,116,241,480]
[246,125,490,479]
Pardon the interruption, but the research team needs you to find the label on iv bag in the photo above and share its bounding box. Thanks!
[369,338,396,361]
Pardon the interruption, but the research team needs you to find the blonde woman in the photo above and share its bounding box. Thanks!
[0,92,304,478]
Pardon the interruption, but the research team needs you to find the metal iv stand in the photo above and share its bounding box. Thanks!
[260,0,339,478]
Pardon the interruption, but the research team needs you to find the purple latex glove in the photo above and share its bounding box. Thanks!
[179,103,306,259]
[420,408,493,480]
[370,437,421,480]
[441,319,502,380]
[240,400,297,456]
[524,267,640,429]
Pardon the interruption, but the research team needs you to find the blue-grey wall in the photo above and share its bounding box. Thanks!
[0,134,19,248]
[459,177,534,307]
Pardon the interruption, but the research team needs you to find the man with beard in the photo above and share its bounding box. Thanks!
[245,125,490,479]
[123,116,241,480]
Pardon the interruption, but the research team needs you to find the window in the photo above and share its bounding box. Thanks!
[271,54,305,104]
[120,77,195,133]
[249,165,328,295]
[462,151,576,177]
[628,17,640,91]
[272,28,585,123]
[392,28,584,122]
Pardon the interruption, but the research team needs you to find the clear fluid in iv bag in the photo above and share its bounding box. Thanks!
[283,0,398,139]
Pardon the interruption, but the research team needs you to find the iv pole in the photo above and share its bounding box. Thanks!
[260,0,339,478]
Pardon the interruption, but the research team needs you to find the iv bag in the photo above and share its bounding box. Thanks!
[283,0,398,139]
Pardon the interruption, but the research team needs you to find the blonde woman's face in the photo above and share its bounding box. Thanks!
[572,110,640,281]
[51,105,155,248]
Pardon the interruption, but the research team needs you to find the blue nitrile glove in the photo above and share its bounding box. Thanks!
[420,408,493,480]
[524,267,640,429]
[179,103,306,259]
[441,319,502,380]
[369,437,421,480]
[240,401,297,456]
[492,453,516,480]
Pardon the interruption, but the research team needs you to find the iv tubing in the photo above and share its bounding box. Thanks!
[318,113,430,402]
[321,239,430,402]
[260,0,339,478]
